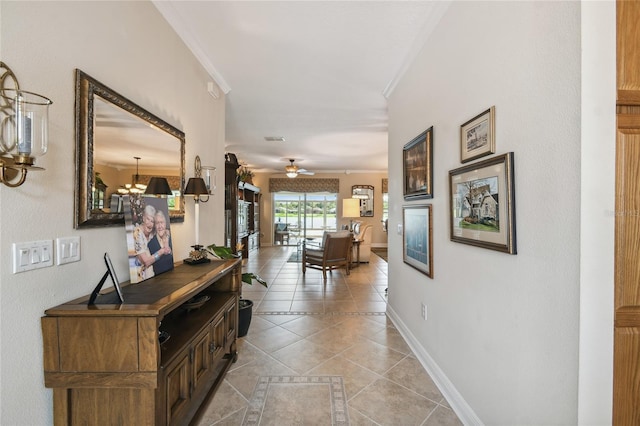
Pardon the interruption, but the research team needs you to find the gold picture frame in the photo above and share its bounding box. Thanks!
[403,204,433,277]
[403,127,433,200]
[460,106,495,163]
[449,152,516,254]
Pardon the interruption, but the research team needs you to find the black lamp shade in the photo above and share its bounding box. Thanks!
[184,177,209,196]
[144,177,173,195]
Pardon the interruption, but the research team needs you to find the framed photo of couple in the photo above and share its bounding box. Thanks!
[123,194,174,283]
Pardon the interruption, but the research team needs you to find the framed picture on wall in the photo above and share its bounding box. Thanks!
[449,152,516,254]
[403,126,433,200]
[460,106,495,163]
[403,204,433,278]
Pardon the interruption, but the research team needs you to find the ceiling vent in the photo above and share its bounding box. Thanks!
[264,136,286,142]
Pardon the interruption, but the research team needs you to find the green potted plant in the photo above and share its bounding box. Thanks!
[237,166,255,184]
[205,244,267,337]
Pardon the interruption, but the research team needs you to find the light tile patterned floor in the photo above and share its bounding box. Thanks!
[196,246,461,426]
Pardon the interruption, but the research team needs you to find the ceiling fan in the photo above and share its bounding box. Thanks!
[285,159,315,178]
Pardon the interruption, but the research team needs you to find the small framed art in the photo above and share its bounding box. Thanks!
[403,127,433,200]
[460,106,495,163]
[403,204,433,277]
[449,152,516,254]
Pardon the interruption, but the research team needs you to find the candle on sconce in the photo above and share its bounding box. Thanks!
[202,166,216,194]
[16,96,33,156]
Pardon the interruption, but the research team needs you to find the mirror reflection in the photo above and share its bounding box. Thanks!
[93,97,182,212]
[352,185,374,217]
[75,70,185,228]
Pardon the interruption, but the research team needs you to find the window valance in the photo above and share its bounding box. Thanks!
[269,178,340,193]
[382,178,388,193]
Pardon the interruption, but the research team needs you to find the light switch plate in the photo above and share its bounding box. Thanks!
[12,240,54,273]
[56,236,81,265]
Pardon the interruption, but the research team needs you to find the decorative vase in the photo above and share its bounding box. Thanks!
[238,299,253,337]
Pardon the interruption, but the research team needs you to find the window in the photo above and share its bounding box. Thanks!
[273,192,337,242]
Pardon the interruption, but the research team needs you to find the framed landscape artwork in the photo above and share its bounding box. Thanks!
[403,127,433,200]
[402,204,433,277]
[449,152,516,254]
[460,106,495,163]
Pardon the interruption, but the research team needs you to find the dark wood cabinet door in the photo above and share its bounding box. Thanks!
[165,352,191,426]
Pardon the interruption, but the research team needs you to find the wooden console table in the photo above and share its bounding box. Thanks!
[41,259,241,426]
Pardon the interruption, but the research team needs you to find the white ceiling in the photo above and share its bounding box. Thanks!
[153,1,449,175]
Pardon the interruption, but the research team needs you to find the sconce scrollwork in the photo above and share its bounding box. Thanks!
[0,62,52,187]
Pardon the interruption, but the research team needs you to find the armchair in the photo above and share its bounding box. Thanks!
[274,222,290,245]
[352,222,373,263]
[302,231,352,280]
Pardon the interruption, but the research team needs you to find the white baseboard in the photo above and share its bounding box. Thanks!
[386,305,484,426]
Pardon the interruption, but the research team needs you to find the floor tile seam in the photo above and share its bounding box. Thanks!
[226,344,273,375]
[351,335,410,361]
[298,350,348,375]
[253,349,303,375]
[364,329,413,356]
[419,404,444,426]
[211,405,248,426]
[361,338,413,357]
[254,311,387,316]
[343,371,387,403]
[346,405,384,426]
[376,373,446,407]
[328,349,390,383]
[220,379,252,406]
[348,375,438,412]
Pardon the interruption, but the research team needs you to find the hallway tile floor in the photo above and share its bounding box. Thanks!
[196,246,461,425]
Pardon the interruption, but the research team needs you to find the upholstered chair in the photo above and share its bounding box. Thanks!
[352,222,373,263]
[302,231,352,280]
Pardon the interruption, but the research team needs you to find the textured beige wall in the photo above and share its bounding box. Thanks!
[387,2,585,424]
[0,2,225,424]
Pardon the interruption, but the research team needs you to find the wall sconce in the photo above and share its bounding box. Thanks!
[342,198,361,232]
[0,62,52,187]
[183,176,209,252]
[144,177,172,196]
[194,155,216,201]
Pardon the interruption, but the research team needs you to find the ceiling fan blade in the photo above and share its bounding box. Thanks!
[298,169,315,175]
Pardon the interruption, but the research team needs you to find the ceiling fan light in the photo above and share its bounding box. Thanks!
[285,161,298,176]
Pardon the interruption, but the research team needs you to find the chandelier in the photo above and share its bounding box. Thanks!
[117,156,147,194]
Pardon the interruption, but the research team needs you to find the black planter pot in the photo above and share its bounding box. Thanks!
[238,299,253,337]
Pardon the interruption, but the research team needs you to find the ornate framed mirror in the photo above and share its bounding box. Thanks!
[352,185,374,217]
[74,70,185,228]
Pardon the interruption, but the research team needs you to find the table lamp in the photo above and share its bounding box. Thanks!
[183,177,210,264]
[342,198,361,232]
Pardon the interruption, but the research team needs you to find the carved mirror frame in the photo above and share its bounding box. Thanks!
[74,69,185,228]
[352,185,374,217]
